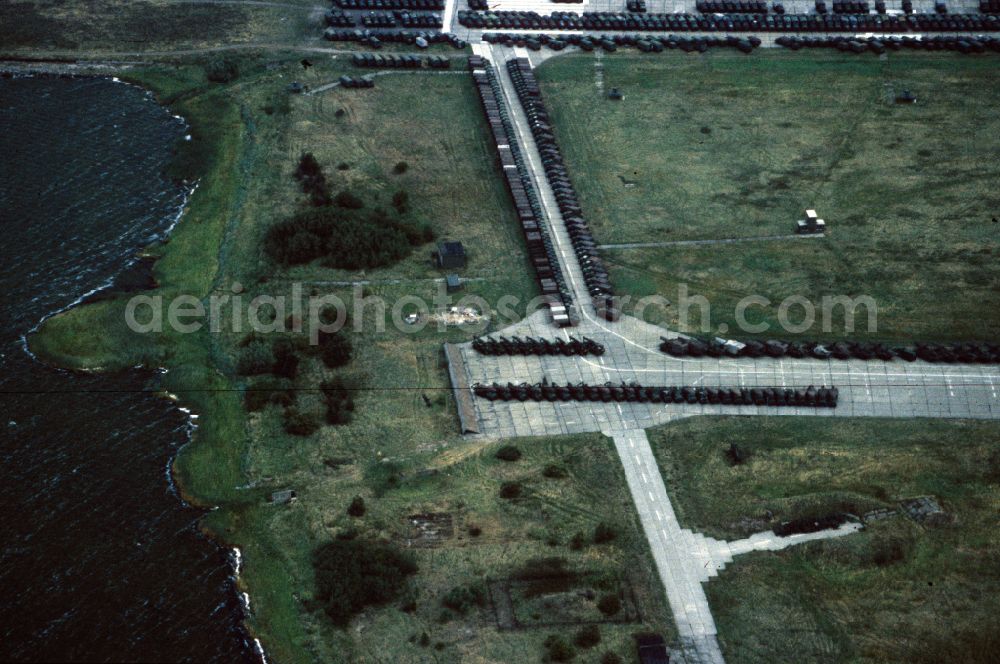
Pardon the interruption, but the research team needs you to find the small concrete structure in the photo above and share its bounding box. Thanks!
[895,89,917,104]
[270,489,297,505]
[435,241,466,269]
[445,273,462,293]
[608,87,624,101]
[797,208,826,235]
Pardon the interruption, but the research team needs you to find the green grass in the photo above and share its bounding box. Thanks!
[0,0,319,53]
[646,416,1000,663]
[536,52,1000,342]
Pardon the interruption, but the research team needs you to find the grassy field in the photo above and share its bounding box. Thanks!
[647,416,1000,663]
[0,0,322,54]
[536,52,1000,342]
[29,52,669,662]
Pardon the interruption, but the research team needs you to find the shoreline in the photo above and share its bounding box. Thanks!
[8,68,265,663]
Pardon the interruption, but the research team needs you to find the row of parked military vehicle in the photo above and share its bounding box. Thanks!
[324,28,468,48]
[338,75,376,88]
[483,31,760,53]
[778,34,1000,53]
[468,56,575,327]
[660,337,1000,364]
[506,58,618,320]
[458,9,1000,32]
[696,0,768,13]
[359,10,442,27]
[351,53,452,68]
[473,381,839,407]
[472,335,605,356]
[335,0,443,9]
[325,9,355,26]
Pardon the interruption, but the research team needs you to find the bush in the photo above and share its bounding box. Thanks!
[574,625,601,649]
[568,532,586,551]
[543,635,575,662]
[334,190,365,209]
[467,525,482,537]
[283,407,320,436]
[347,495,366,518]
[393,161,408,174]
[596,594,621,616]
[441,584,486,614]
[294,153,332,206]
[542,464,568,479]
[336,162,350,171]
[725,442,750,466]
[513,557,570,581]
[593,522,616,544]
[321,377,354,426]
[313,539,417,626]
[391,190,409,214]
[495,445,522,462]
[499,481,522,500]
[601,653,623,664]
[318,331,352,368]
[271,338,300,380]
[204,56,239,83]
[243,377,295,412]
[236,339,275,376]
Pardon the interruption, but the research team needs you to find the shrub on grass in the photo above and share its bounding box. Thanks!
[467,524,482,537]
[334,190,364,209]
[593,522,616,544]
[569,532,586,551]
[495,445,522,462]
[366,460,404,496]
[312,539,417,627]
[441,584,486,614]
[601,653,623,664]
[271,338,300,380]
[542,464,568,479]
[725,442,750,466]
[543,635,575,662]
[236,339,275,376]
[283,407,319,436]
[392,190,409,214]
[318,331,352,368]
[499,481,522,500]
[574,625,601,649]
[243,377,295,412]
[204,56,239,83]
[347,495,366,517]
[393,161,408,174]
[596,594,621,616]
[321,377,354,426]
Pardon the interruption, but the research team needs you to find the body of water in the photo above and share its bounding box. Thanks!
[0,74,255,663]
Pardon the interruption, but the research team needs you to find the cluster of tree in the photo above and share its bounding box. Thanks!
[244,377,295,412]
[321,377,355,425]
[441,583,487,615]
[294,153,332,207]
[264,197,433,270]
[312,539,417,627]
[283,406,320,436]
[236,336,300,379]
[347,495,366,517]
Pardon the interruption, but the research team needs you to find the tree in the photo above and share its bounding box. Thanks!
[542,464,568,479]
[313,539,417,626]
[596,594,621,616]
[244,377,295,412]
[391,190,409,214]
[295,153,322,179]
[271,338,300,380]
[393,161,408,174]
[495,445,522,462]
[334,190,364,209]
[499,481,522,500]
[601,653,623,664]
[593,522,616,544]
[283,407,319,436]
[347,495,366,517]
[574,625,600,649]
[318,331,352,368]
[568,532,586,551]
[236,339,275,376]
[204,56,239,83]
[543,635,575,662]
